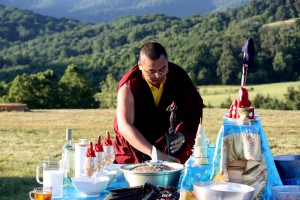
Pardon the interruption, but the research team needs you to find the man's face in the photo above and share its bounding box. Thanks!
[138,55,168,87]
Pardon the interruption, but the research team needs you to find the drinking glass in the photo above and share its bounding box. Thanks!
[104,146,115,165]
[96,151,106,171]
[84,157,98,177]
[29,187,52,200]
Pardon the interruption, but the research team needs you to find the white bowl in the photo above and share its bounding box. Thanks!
[97,169,116,185]
[105,164,124,178]
[72,176,110,197]
[194,182,254,200]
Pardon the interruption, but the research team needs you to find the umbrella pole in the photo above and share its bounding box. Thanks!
[241,64,248,86]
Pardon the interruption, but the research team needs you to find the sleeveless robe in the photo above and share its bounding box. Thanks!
[113,62,203,164]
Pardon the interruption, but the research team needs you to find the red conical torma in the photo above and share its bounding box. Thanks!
[86,141,96,157]
[104,131,112,146]
[95,135,104,152]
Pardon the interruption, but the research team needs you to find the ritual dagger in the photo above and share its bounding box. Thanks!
[165,101,178,156]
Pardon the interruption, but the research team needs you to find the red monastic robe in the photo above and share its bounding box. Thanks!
[113,62,203,164]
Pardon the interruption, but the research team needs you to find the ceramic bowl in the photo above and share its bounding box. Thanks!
[120,162,184,187]
[105,164,124,178]
[97,169,116,185]
[72,175,110,197]
[193,181,254,200]
[271,185,300,200]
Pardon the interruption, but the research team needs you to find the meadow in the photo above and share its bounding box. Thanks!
[199,81,300,107]
[0,108,299,199]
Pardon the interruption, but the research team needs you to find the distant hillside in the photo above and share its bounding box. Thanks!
[0,5,87,44]
[0,0,248,23]
[0,0,299,88]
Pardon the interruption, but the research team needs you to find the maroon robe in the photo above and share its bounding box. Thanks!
[113,62,203,164]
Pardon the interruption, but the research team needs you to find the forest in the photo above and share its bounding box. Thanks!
[0,0,299,109]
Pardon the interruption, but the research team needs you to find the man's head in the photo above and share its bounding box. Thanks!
[138,42,169,87]
[139,42,168,61]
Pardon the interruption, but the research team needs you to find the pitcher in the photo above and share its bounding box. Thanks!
[36,159,65,198]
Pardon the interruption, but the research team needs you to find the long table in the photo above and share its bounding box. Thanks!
[61,115,283,199]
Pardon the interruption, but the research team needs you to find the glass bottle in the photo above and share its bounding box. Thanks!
[62,128,75,185]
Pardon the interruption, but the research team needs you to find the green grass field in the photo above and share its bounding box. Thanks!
[0,108,299,199]
[199,81,300,107]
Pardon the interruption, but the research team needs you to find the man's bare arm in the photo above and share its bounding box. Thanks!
[116,84,153,157]
[116,84,179,162]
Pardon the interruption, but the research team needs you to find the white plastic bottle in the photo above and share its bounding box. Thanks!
[62,128,75,184]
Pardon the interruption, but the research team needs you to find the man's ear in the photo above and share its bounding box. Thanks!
[138,61,142,70]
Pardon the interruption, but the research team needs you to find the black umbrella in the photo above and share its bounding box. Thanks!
[241,37,255,86]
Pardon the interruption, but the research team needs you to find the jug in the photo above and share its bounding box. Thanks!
[36,159,65,198]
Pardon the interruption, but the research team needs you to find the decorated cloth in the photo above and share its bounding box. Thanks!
[180,147,216,191]
[113,62,203,164]
[220,132,267,199]
[211,116,283,200]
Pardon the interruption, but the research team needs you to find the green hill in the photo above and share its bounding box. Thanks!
[0,0,299,104]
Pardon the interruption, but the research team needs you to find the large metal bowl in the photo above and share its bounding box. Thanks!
[274,154,300,185]
[194,182,254,200]
[120,162,184,187]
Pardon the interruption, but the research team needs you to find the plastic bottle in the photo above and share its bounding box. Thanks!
[62,128,75,184]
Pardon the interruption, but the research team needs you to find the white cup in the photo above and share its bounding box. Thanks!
[36,159,65,198]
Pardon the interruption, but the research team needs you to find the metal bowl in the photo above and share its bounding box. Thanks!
[194,182,254,200]
[120,162,184,187]
[274,154,300,184]
[271,185,300,200]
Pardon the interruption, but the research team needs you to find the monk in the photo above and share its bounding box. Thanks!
[113,42,203,164]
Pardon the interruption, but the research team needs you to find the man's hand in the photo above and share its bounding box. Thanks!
[169,132,185,154]
[156,149,180,163]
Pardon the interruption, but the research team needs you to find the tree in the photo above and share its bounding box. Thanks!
[0,81,10,102]
[197,67,213,85]
[95,74,117,108]
[6,70,59,108]
[217,51,239,85]
[284,86,300,110]
[59,64,97,108]
[272,52,294,81]
[0,81,9,97]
